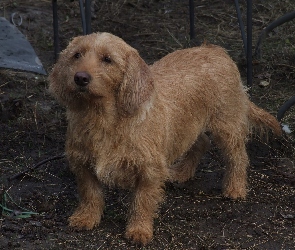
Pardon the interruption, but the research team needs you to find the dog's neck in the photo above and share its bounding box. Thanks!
[66,88,156,135]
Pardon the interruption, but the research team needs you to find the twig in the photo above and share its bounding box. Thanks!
[274,64,295,70]
[166,28,183,48]
[8,154,66,181]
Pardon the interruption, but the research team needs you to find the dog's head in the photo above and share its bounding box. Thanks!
[49,32,154,116]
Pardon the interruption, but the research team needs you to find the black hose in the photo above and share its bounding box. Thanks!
[85,0,92,34]
[246,0,252,89]
[254,11,295,59]
[277,96,295,121]
[189,0,195,40]
[52,0,59,60]
[79,0,87,35]
[234,0,247,55]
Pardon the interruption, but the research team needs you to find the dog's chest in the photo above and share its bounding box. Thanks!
[67,115,158,190]
[67,134,140,189]
[69,131,140,189]
[94,158,140,189]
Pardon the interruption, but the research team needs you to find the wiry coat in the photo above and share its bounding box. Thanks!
[49,32,281,245]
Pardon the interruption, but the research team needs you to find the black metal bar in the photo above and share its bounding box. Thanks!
[277,96,295,121]
[79,0,87,35]
[52,0,59,60]
[189,0,195,40]
[234,0,247,55]
[85,0,92,34]
[254,11,295,59]
[246,0,252,89]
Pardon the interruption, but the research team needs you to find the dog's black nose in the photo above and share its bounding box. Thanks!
[74,72,91,86]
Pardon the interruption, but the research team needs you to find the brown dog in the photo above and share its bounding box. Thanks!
[49,32,281,245]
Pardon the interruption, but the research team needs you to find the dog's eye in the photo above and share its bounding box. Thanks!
[74,52,82,59]
[102,56,112,64]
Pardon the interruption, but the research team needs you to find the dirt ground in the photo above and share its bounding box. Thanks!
[0,0,294,249]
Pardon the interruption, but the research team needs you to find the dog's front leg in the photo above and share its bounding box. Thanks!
[68,166,104,230]
[125,179,164,245]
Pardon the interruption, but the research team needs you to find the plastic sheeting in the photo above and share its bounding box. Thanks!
[0,17,46,75]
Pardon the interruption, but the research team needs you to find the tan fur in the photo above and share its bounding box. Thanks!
[48,32,282,245]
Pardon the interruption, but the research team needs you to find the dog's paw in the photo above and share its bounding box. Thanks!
[223,188,247,200]
[125,225,153,246]
[68,208,101,230]
[223,178,247,199]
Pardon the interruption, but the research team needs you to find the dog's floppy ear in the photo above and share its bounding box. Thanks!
[117,50,154,116]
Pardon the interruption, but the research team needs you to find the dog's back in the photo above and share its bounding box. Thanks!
[150,44,280,136]
[149,45,249,158]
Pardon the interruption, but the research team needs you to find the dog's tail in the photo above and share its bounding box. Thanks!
[248,101,282,136]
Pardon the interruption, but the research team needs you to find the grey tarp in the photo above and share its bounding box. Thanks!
[0,17,46,75]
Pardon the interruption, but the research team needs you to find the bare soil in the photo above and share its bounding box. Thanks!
[0,0,294,249]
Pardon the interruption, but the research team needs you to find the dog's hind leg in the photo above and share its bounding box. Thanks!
[68,165,105,230]
[169,133,210,183]
[212,126,249,199]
